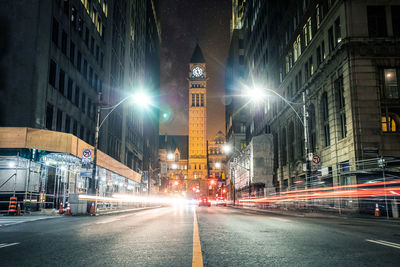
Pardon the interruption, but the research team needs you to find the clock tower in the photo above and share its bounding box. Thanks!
[188,44,208,196]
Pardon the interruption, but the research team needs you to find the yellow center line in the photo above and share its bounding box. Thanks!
[192,211,203,267]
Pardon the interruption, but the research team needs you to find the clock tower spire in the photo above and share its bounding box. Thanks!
[188,44,208,196]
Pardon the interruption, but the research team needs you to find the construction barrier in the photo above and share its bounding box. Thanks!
[16,203,21,216]
[8,197,17,215]
[90,202,95,215]
[59,203,64,214]
[66,202,71,215]
[375,203,380,217]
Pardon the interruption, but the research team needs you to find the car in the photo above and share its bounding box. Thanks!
[215,197,227,206]
[198,197,211,207]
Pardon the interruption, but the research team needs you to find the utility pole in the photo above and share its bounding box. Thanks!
[90,92,102,196]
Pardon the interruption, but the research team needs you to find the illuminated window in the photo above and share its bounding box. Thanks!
[382,69,399,99]
[382,115,397,132]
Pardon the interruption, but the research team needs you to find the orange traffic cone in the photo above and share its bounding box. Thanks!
[375,203,380,217]
[16,203,21,216]
[59,202,64,214]
[66,202,71,215]
[90,202,95,216]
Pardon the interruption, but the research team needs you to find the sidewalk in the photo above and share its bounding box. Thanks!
[229,205,400,224]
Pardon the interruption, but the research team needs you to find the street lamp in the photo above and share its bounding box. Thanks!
[245,86,311,189]
[89,91,152,197]
[223,144,251,205]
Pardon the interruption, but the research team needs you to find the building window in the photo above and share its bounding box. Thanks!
[59,69,65,94]
[321,92,330,147]
[80,125,85,139]
[77,51,82,71]
[367,6,387,37]
[56,109,63,131]
[316,4,321,29]
[201,94,204,106]
[334,17,342,44]
[288,122,295,162]
[296,121,304,160]
[83,60,88,79]
[73,120,78,136]
[61,31,68,55]
[392,6,400,37]
[281,128,287,166]
[328,27,334,53]
[334,75,347,139]
[49,60,57,88]
[381,69,399,99]
[52,18,59,45]
[46,103,54,129]
[308,104,316,152]
[303,17,312,47]
[316,46,322,67]
[67,78,73,101]
[65,115,71,133]
[293,35,301,62]
[70,41,75,64]
[382,114,398,133]
[75,86,80,107]
[81,93,86,113]
[192,93,195,107]
[196,94,199,107]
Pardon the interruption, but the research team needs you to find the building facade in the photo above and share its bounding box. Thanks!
[158,135,188,194]
[0,0,160,210]
[229,0,400,213]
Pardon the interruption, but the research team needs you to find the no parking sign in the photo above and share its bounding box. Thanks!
[82,149,92,165]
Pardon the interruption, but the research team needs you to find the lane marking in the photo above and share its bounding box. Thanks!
[0,243,20,249]
[366,239,400,249]
[270,217,290,222]
[192,211,203,267]
[96,218,120,224]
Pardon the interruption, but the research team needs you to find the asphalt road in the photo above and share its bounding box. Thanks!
[1,205,400,266]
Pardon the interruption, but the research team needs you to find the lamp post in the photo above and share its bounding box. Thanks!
[89,91,152,197]
[246,87,311,189]
[223,145,251,205]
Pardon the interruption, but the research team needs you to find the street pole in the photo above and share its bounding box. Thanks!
[379,157,389,219]
[302,91,311,187]
[90,92,102,196]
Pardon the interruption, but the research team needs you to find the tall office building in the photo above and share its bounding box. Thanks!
[237,0,400,210]
[0,0,160,207]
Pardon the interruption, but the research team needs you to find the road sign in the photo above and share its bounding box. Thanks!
[82,149,92,164]
[312,154,320,164]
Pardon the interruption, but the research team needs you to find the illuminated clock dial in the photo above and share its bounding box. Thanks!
[192,67,203,77]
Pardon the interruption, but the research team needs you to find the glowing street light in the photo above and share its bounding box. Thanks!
[90,90,153,197]
[215,162,221,169]
[167,153,174,161]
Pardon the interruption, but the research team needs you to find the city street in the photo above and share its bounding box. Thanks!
[1,206,400,266]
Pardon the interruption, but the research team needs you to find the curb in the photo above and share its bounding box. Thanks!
[228,205,400,224]
[93,206,163,216]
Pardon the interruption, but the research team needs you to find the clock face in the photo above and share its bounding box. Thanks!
[192,67,203,77]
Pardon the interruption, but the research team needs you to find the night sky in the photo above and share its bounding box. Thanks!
[159,0,231,139]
